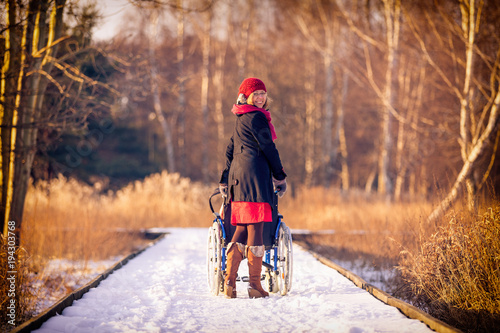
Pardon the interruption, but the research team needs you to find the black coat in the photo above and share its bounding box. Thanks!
[220,111,286,206]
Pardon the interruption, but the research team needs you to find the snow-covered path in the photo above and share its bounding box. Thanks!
[34,228,433,333]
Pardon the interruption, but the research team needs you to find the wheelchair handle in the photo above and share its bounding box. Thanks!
[209,188,221,214]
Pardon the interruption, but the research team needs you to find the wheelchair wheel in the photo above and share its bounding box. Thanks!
[207,222,223,295]
[264,266,279,293]
[277,223,293,295]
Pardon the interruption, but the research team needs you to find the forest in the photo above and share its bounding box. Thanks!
[2,0,500,228]
[1,0,499,332]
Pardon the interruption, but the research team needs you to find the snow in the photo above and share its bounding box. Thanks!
[31,258,119,315]
[33,228,433,333]
[332,258,397,293]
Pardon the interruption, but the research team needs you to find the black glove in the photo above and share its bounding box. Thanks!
[273,178,287,198]
[219,183,228,198]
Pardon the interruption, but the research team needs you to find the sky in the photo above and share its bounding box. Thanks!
[32,228,434,333]
[86,0,133,41]
[84,0,258,42]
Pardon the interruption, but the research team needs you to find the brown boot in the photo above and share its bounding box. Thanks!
[247,245,269,298]
[224,242,244,298]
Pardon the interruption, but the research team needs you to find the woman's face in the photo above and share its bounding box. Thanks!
[248,90,267,108]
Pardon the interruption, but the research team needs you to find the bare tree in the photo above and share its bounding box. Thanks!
[1,0,121,236]
[145,5,176,173]
[200,9,212,183]
[176,0,187,174]
[377,0,401,199]
[213,39,228,174]
[185,1,215,183]
[426,0,500,221]
[2,0,69,236]
[335,0,402,198]
[287,0,348,187]
[335,70,350,191]
[304,59,318,188]
[405,0,500,221]
[227,0,254,81]
[11,0,64,235]
[393,56,426,200]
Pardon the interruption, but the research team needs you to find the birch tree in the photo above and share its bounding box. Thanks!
[304,60,318,188]
[405,0,500,221]
[185,0,215,183]
[176,0,187,174]
[227,0,254,81]
[200,9,212,183]
[144,6,176,173]
[335,70,350,191]
[377,0,401,199]
[213,38,228,174]
[393,57,426,200]
[287,0,348,188]
[335,0,402,198]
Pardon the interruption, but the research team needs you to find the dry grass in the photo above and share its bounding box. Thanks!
[398,202,500,332]
[279,186,435,262]
[23,172,213,260]
[0,235,33,328]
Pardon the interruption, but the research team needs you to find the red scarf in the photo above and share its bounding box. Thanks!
[231,104,277,141]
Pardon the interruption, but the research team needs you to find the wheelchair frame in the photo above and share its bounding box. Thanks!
[207,189,293,296]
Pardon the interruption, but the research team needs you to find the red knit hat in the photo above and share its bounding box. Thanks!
[238,77,267,98]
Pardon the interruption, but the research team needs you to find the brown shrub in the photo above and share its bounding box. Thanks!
[398,203,500,332]
[0,235,35,330]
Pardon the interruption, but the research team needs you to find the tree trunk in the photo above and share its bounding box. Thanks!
[214,42,227,174]
[428,88,500,222]
[377,103,392,198]
[393,56,408,201]
[304,60,317,188]
[148,9,175,173]
[407,64,425,200]
[289,0,340,188]
[323,53,334,187]
[394,56,424,200]
[176,0,186,175]
[458,0,477,211]
[365,168,376,193]
[377,0,401,200]
[11,0,49,233]
[1,0,67,237]
[336,71,350,191]
[200,11,212,183]
[1,0,23,235]
[14,0,66,232]
[228,0,253,80]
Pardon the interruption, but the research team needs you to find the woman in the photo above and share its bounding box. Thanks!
[219,77,287,299]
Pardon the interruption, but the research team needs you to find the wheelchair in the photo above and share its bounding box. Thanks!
[207,188,293,296]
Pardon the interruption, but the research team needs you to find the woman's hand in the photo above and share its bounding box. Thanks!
[273,178,287,198]
[219,183,228,198]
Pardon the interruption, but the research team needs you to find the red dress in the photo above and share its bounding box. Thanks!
[231,201,272,226]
